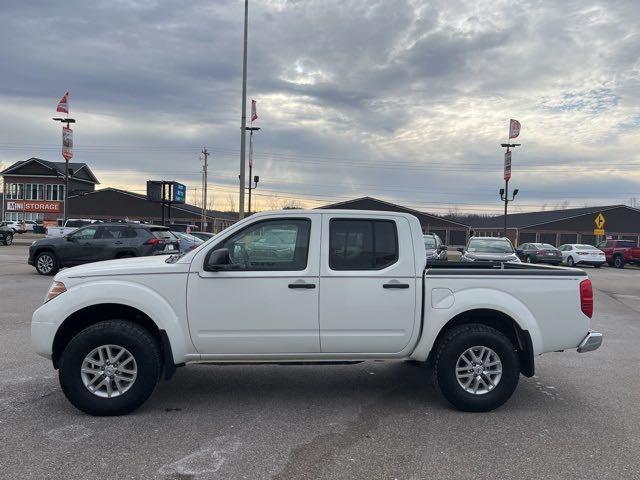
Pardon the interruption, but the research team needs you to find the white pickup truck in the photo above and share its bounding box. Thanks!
[46,219,101,238]
[32,210,602,416]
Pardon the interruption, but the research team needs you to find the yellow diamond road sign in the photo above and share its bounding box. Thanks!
[594,213,606,230]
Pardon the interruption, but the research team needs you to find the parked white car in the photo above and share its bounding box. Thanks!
[2,220,27,233]
[32,210,602,416]
[559,244,606,268]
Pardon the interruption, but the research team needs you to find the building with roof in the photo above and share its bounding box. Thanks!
[464,204,640,247]
[319,196,470,246]
[1,157,99,223]
[67,188,237,233]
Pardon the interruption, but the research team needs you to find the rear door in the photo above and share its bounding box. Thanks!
[319,214,418,354]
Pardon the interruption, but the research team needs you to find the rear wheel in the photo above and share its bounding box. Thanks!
[613,255,625,269]
[35,251,58,275]
[567,256,575,267]
[58,320,161,416]
[432,324,520,412]
[2,234,12,246]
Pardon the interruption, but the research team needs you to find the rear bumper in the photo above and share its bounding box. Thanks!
[577,330,603,353]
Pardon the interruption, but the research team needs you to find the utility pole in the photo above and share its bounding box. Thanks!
[245,126,260,215]
[499,143,520,238]
[201,148,209,230]
[238,0,249,220]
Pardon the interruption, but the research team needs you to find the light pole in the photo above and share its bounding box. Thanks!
[499,142,520,238]
[245,126,260,215]
[53,116,76,223]
[238,0,249,220]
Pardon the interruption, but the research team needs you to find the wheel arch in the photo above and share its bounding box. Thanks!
[427,308,535,377]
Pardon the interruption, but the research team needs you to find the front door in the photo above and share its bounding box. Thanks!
[319,215,418,354]
[187,215,321,355]
[59,226,101,265]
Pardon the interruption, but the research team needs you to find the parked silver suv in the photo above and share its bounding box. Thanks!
[459,236,520,263]
[423,233,447,261]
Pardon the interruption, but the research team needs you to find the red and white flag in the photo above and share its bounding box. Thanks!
[251,99,258,122]
[56,92,69,113]
[508,118,521,139]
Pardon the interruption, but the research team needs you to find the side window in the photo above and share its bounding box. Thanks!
[69,227,98,241]
[329,219,398,270]
[102,226,136,239]
[215,219,311,271]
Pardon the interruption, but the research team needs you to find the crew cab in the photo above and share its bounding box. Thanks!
[597,239,640,268]
[31,210,602,416]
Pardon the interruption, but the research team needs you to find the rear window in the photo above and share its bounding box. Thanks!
[330,219,398,270]
[151,228,178,241]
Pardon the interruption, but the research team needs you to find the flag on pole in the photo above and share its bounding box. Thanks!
[508,118,521,139]
[56,92,69,113]
[251,99,258,122]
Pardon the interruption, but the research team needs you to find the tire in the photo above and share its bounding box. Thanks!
[35,251,59,275]
[432,323,520,412]
[567,256,575,267]
[525,256,533,264]
[595,264,602,269]
[2,234,12,246]
[613,255,625,269]
[58,320,162,416]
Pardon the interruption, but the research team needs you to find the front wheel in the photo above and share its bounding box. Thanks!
[59,320,162,416]
[35,251,58,275]
[432,324,520,412]
[2,234,12,246]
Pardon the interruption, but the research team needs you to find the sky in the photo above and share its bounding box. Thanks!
[1,0,639,214]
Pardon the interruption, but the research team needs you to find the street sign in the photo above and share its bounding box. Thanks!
[172,182,186,204]
[594,228,605,235]
[594,213,606,230]
[62,127,73,161]
[504,151,512,181]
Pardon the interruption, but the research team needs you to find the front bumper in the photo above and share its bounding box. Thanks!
[577,330,603,353]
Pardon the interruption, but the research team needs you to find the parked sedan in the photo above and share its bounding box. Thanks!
[1,220,27,234]
[559,244,606,268]
[423,233,447,261]
[174,231,204,253]
[459,237,520,263]
[516,243,562,265]
[28,223,180,275]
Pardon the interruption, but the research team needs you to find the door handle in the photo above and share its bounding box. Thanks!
[383,283,410,289]
[288,283,316,289]
[114,241,123,245]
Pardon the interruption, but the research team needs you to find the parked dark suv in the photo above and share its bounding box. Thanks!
[28,223,180,275]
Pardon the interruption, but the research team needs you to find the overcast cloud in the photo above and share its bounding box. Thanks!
[1,0,639,213]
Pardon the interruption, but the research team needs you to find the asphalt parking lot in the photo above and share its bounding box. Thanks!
[1,244,639,480]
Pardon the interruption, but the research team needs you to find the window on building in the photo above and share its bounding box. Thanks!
[329,219,398,270]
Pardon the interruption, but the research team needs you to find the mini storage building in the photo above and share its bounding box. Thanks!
[468,205,640,247]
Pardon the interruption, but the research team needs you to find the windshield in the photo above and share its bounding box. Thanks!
[467,238,514,254]
[423,236,437,249]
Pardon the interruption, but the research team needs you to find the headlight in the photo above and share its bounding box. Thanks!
[45,281,67,303]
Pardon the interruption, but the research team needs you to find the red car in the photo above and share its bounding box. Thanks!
[597,239,640,268]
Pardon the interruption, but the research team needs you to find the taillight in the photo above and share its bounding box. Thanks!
[580,279,593,318]
[145,238,160,246]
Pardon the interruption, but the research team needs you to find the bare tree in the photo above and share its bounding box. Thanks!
[225,193,236,213]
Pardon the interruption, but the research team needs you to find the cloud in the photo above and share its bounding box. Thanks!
[1,0,639,213]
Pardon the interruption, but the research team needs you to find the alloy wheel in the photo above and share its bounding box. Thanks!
[455,346,503,395]
[80,344,138,398]
[37,254,54,273]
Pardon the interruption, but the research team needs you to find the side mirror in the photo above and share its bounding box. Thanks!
[457,247,464,253]
[516,248,523,255]
[440,245,448,251]
[206,248,231,271]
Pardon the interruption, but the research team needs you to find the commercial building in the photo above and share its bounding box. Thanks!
[1,157,98,224]
[466,204,640,247]
[67,188,237,233]
[320,196,470,246]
